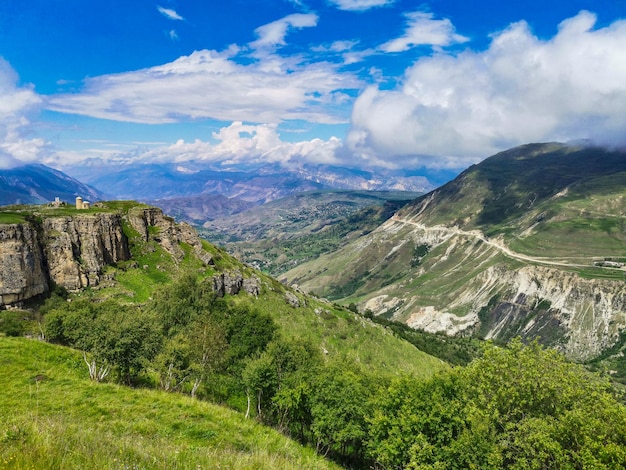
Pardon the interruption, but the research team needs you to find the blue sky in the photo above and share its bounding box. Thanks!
[1,0,626,174]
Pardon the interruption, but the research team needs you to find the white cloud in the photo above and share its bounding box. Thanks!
[329,0,395,11]
[251,13,318,49]
[46,49,362,125]
[312,40,375,65]
[348,10,626,169]
[157,6,183,21]
[380,11,469,52]
[0,58,46,168]
[52,121,343,168]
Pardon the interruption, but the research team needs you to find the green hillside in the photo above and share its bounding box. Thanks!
[282,143,626,362]
[401,142,626,261]
[1,200,448,467]
[0,337,338,470]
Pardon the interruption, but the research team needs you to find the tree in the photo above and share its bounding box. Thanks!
[43,299,162,384]
[187,318,227,398]
[368,340,626,469]
[309,364,376,462]
[242,337,320,425]
[154,333,192,392]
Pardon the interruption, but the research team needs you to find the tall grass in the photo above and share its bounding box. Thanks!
[0,337,338,470]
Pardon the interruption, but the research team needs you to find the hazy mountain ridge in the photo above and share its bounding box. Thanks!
[63,161,436,204]
[282,143,626,362]
[0,164,105,206]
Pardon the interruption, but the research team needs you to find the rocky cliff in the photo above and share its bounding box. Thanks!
[0,223,48,305]
[0,206,217,308]
[127,207,213,265]
[42,214,130,290]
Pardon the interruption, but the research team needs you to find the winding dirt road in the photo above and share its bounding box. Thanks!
[390,215,619,270]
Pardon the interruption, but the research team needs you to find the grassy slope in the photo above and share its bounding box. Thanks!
[90,212,445,377]
[1,200,446,372]
[401,143,626,264]
[235,290,446,377]
[0,337,338,470]
[286,144,626,301]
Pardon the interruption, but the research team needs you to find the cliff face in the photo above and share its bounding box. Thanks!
[0,213,130,304]
[355,221,626,361]
[42,214,130,290]
[0,207,216,308]
[0,223,48,305]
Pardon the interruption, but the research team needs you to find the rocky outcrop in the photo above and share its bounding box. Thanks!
[0,223,48,305]
[42,214,130,290]
[212,271,261,297]
[285,291,301,308]
[128,208,213,265]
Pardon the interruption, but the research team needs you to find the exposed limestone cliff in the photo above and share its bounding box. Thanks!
[359,221,626,361]
[0,206,216,308]
[0,223,48,305]
[128,208,213,265]
[42,214,130,290]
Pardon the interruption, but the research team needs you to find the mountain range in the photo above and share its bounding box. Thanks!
[64,161,437,203]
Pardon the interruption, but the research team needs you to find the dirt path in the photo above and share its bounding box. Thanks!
[389,215,597,269]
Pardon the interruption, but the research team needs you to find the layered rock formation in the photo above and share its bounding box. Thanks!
[0,207,217,308]
[42,214,130,290]
[0,223,48,305]
[358,223,626,361]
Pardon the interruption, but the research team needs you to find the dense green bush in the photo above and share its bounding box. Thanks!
[0,310,26,336]
[367,340,626,469]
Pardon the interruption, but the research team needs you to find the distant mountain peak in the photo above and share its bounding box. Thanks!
[0,164,105,206]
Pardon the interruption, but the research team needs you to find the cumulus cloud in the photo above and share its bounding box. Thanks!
[329,0,395,11]
[251,13,318,49]
[380,11,469,52]
[52,121,343,168]
[47,48,361,125]
[0,58,46,168]
[348,10,626,169]
[157,6,183,21]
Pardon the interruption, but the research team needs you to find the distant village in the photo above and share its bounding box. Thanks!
[50,196,91,209]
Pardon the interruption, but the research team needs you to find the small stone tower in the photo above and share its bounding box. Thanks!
[76,196,83,209]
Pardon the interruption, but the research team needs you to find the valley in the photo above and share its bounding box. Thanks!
[201,190,420,275]
[282,143,626,365]
[1,141,626,469]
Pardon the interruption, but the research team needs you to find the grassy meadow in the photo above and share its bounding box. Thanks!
[0,337,338,470]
